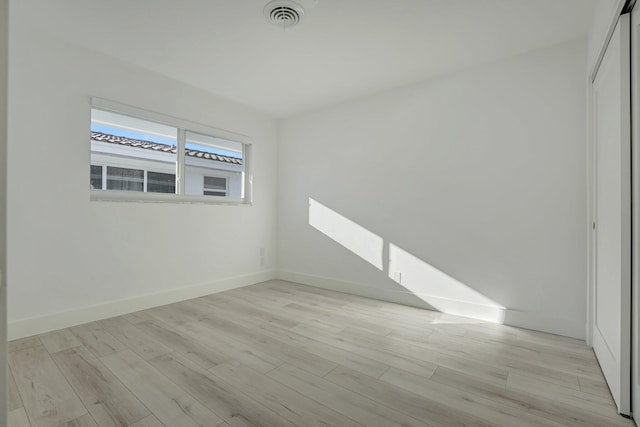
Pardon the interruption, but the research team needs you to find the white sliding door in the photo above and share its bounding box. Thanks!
[591,13,631,416]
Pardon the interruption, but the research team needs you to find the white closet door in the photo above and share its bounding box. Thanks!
[592,13,631,416]
[631,4,640,420]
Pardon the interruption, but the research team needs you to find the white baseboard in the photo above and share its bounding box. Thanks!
[277,270,506,322]
[8,270,276,340]
[503,310,585,341]
[277,270,585,340]
[8,269,585,341]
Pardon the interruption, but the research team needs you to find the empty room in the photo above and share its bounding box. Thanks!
[2,0,640,426]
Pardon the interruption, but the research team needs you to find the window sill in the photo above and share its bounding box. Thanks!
[90,190,251,206]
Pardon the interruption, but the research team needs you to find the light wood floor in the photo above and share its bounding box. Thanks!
[7,280,635,427]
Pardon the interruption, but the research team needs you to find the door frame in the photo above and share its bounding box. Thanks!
[631,3,640,420]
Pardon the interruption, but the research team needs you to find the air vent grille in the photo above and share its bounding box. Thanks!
[264,0,305,29]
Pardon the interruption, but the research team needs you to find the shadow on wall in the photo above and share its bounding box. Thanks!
[308,198,506,323]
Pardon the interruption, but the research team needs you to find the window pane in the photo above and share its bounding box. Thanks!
[186,131,243,160]
[106,167,144,192]
[184,130,243,198]
[90,165,102,190]
[91,109,177,143]
[91,108,177,194]
[147,171,176,194]
[204,176,226,190]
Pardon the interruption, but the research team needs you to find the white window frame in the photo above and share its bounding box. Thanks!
[89,97,253,205]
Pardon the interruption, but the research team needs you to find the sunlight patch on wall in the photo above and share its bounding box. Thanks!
[308,197,506,324]
[388,244,506,323]
[308,198,383,270]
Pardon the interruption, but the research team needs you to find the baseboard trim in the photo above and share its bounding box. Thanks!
[8,270,276,340]
[503,309,585,341]
[277,270,506,322]
[277,270,585,340]
[8,269,584,341]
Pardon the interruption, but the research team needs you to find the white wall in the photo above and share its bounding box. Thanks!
[278,40,588,339]
[7,12,278,338]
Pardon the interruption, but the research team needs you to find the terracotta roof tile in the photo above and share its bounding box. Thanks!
[91,131,243,165]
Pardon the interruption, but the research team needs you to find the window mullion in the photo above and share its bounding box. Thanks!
[177,128,186,195]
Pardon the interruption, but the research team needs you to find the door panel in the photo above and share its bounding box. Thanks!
[592,13,631,416]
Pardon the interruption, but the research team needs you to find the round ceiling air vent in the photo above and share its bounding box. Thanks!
[264,0,305,29]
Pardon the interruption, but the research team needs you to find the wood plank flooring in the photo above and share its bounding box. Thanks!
[7,280,635,427]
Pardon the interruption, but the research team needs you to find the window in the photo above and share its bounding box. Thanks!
[147,171,176,194]
[203,176,227,197]
[90,165,102,190]
[89,98,251,204]
[106,167,144,192]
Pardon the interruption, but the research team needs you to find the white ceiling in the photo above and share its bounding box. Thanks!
[21,0,596,118]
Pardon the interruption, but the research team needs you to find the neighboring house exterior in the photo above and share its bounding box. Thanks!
[90,131,243,197]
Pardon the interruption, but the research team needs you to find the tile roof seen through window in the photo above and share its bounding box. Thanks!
[91,131,243,165]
